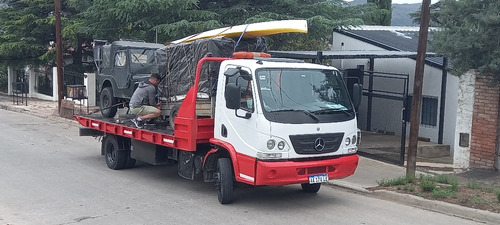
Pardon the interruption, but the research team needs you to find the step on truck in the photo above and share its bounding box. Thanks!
[76,49,362,204]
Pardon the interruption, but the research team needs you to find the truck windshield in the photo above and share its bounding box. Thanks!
[257,68,354,123]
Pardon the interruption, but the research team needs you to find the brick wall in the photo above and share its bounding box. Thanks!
[470,73,500,169]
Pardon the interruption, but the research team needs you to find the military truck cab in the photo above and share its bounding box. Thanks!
[93,40,165,117]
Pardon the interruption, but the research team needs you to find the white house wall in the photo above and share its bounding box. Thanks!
[332,31,459,152]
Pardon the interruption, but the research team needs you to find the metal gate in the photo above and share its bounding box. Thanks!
[345,69,409,165]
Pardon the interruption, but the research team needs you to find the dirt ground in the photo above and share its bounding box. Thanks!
[369,183,500,214]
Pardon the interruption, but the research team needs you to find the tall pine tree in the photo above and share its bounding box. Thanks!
[430,0,500,81]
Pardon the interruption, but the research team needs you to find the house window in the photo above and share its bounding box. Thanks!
[405,96,438,127]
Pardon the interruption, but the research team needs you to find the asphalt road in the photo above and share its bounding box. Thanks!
[0,109,485,225]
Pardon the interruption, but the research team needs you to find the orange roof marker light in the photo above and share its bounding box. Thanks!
[232,51,271,59]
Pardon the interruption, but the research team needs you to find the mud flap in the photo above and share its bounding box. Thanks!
[178,151,195,180]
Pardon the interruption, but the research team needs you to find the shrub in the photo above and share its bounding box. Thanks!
[420,178,437,192]
[432,189,456,198]
[467,181,481,189]
[377,176,413,187]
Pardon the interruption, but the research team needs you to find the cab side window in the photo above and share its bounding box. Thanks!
[114,51,127,67]
[226,70,254,112]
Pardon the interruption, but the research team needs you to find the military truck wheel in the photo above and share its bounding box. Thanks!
[301,183,321,193]
[169,104,180,129]
[215,158,234,204]
[103,135,127,170]
[100,87,117,118]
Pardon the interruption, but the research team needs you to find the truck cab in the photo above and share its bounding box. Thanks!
[93,40,165,117]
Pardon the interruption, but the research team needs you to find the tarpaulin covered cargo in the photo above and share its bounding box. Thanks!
[157,37,267,100]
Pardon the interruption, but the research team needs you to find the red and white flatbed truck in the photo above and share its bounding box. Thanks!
[76,53,362,204]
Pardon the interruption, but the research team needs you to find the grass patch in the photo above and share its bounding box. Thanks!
[420,178,437,192]
[403,184,415,192]
[432,189,456,198]
[377,176,414,187]
[470,197,487,204]
[467,181,481,190]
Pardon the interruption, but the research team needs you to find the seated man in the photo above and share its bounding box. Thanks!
[129,73,162,128]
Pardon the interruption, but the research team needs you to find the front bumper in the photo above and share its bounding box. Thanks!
[254,154,359,186]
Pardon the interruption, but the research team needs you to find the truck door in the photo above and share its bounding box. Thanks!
[113,50,130,89]
[216,66,260,160]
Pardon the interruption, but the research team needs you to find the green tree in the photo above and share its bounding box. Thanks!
[429,0,500,81]
[79,0,390,50]
[196,0,386,50]
[80,0,221,44]
[0,0,92,70]
[0,0,392,72]
[367,0,392,25]
[410,1,442,27]
[0,0,55,68]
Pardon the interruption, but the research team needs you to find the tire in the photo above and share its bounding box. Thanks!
[301,183,321,193]
[169,104,180,129]
[103,135,127,170]
[125,155,136,169]
[215,158,234,204]
[100,87,117,118]
[123,140,136,169]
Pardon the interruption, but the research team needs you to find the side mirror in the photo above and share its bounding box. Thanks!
[224,68,240,77]
[223,67,252,81]
[352,83,362,110]
[225,83,240,109]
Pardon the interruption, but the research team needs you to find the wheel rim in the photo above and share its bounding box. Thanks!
[106,143,116,164]
[102,94,110,108]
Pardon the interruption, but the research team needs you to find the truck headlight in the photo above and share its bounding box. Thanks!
[277,141,285,150]
[267,139,276,150]
[345,137,351,146]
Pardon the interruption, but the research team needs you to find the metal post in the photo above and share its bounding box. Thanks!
[438,57,448,144]
[366,57,374,131]
[55,0,64,115]
[316,51,323,64]
[407,0,431,179]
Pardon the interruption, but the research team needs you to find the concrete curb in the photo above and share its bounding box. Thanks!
[329,181,500,224]
[328,180,371,193]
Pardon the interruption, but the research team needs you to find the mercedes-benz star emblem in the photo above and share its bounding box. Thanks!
[314,138,325,151]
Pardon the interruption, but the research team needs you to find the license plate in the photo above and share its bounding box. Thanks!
[309,173,329,184]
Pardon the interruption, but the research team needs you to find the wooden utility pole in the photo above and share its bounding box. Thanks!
[54,0,64,115]
[407,0,431,179]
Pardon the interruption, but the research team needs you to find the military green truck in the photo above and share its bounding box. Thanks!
[93,40,165,117]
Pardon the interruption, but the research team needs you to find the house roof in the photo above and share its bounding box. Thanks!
[335,26,444,68]
[269,50,437,60]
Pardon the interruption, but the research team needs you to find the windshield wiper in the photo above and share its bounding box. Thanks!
[273,109,319,122]
[313,108,353,117]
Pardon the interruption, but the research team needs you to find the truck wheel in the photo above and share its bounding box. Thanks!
[215,158,234,204]
[100,87,117,118]
[103,135,127,170]
[301,183,321,193]
[169,104,180,129]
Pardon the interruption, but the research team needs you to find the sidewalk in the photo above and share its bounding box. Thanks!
[1,92,500,223]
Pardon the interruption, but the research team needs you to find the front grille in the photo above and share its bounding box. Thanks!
[289,133,344,154]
